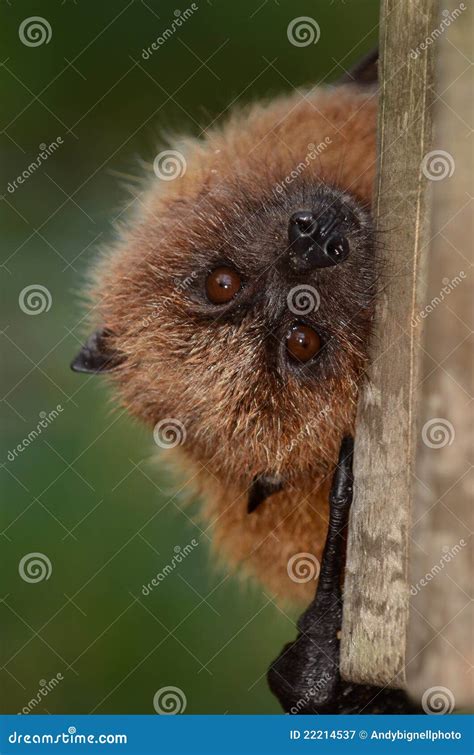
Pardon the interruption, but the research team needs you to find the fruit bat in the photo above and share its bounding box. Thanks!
[72,48,418,713]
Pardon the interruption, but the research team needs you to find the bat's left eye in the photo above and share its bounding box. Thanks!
[205,266,241,304]
[286,323,321,363]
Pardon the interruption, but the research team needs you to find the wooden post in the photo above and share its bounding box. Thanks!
[406,0,473,710]
[340,0,437,687]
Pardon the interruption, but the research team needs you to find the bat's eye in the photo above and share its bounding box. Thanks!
[205,266,241,304]
[286,323,321,363]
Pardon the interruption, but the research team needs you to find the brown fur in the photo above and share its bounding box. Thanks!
[88,83,378,604]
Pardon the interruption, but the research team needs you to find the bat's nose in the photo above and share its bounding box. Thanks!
[287,209,349,272]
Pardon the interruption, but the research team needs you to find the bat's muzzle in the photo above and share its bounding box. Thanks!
[287,209,349,272]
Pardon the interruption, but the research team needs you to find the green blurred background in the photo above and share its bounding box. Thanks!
[1,0,378,714]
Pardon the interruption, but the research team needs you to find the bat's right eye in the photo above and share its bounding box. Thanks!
[205,266,241,305]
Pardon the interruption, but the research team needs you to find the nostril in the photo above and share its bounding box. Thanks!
[290,210,315,233]
[324,234,350,264]
[289,210,317,239]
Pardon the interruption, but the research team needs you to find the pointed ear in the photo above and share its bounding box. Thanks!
[70,328,124,374]
[339,48,378,85]
[247,474,284,514]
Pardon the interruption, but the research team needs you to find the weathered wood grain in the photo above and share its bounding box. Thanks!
[406,0,473,710]
[340,0,437,686]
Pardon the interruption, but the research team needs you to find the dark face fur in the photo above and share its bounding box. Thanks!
[72,80,378,600]
[82,181,374,475]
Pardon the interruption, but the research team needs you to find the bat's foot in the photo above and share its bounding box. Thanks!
[267,436,420,714]
[267,436,353,711]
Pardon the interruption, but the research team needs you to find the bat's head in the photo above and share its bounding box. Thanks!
[72,58,378,515]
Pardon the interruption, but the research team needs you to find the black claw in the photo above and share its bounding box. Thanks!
[267,436,354,711]
[330,436,354,500]
[267,435,421,714]
[317,435,353,592]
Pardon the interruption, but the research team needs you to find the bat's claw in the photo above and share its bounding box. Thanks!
[267,436,353,713]
[267,435,421,714]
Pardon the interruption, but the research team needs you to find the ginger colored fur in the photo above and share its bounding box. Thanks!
[89,83,378,603]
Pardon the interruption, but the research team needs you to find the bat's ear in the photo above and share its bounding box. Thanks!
[338,48,378,85]
[70,328,124,374]
[247,473,284,514]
